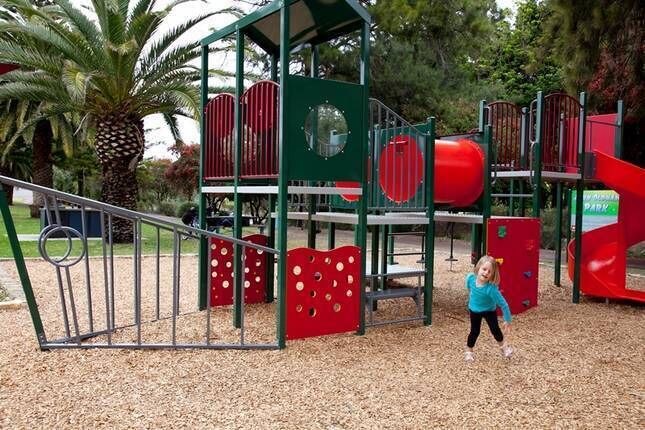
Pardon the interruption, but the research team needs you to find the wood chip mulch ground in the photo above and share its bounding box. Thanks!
[0,249,643,429]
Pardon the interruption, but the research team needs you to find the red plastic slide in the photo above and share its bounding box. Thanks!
[567,150,645,302]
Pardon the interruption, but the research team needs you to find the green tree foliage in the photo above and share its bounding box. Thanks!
[546,0,644,166]
[310,0,506,134]
[481,0,563,106]
[137,158,172,211]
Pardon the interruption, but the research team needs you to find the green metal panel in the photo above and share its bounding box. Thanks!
[285,75,364,182]
[198,46,209,310]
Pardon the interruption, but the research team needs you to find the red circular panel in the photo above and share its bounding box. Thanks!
[243,80,278,133]
[378,135,424,203]
[336,159,371,202]
[336,181,360,202]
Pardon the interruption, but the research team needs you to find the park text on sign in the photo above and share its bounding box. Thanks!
[571,190,619,232]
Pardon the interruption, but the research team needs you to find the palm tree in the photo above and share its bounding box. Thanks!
[0,0,234,242]
[0,99,32,204]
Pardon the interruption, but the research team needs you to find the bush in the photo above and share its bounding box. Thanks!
[176,201,198,218]
[157,201,178,217]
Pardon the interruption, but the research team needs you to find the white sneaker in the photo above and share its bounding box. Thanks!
[502,344,514,359]
[464,351,475,362]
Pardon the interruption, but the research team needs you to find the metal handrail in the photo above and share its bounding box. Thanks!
[0,175,276,255]
[369,98,426,136]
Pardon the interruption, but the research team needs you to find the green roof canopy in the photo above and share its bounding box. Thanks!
[201,0,371,53]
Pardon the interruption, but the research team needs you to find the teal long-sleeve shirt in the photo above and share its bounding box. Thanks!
[465,273,512,323]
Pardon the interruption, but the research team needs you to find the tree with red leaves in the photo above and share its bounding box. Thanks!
[165,144,200,200]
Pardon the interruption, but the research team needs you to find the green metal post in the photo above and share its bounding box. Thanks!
[519,181,526,217]
[271,54,278,82]
[482,125,493,253]
[307,46,320,249]
[554,181,563,286]
[387,227,395,265]
[327,222,336,249]
[519,107,529,217]
[573,92,587,304]
[478,100,487,132]
[276,3,290,348]
[0,186,46,348]
[380,224,388,291]
[424,117,436,325]
[471,225,482,264]
[508,180,515,216]
[566,187,572,250]
[370,224,379,276]
[266,193,276,303]
[371,225,379,298]
[198,45,209,310]
[268,49,279,305]
[232,30,245,328]
[356,21,370,335]
[615,100,624,159]
[532,92,544,218]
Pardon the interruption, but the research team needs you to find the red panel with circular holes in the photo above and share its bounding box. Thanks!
[378,135,424,203]
[209,234,268,307]
[286,246,361,340]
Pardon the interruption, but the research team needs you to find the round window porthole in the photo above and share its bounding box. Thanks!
[304,104,348,158]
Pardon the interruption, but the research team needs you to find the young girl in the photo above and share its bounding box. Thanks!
[464,255,513,362]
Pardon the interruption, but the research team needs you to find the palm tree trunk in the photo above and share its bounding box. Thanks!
[96,114,144,243]
[30,120,53,218]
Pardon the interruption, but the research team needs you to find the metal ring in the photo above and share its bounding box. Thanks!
[38,225,87,268]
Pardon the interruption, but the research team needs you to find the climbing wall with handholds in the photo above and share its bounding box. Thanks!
[486,217,540,315]
[209,234,268,306]
[286,246,361,340]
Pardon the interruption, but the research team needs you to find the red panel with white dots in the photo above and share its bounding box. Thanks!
[286,246,361,340]
[209,234,268,306]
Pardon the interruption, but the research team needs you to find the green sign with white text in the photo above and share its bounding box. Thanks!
[571,190,619,232]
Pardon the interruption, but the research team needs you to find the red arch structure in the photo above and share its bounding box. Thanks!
[488,101,522,170]
[204,80,280,181]
[204,93,235,180]
[240,80,279,179]
[542,93,581,172]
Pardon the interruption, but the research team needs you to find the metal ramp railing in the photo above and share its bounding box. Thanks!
[0,176,279,350]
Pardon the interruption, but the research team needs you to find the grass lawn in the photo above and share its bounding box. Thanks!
[0,203,263,259]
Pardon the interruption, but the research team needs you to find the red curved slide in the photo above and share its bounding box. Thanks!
[568,150,645,302]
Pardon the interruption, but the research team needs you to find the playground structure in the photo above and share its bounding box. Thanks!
[0,0,643,352]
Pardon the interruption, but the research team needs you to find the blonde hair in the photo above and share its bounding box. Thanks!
[473,255,501,285]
